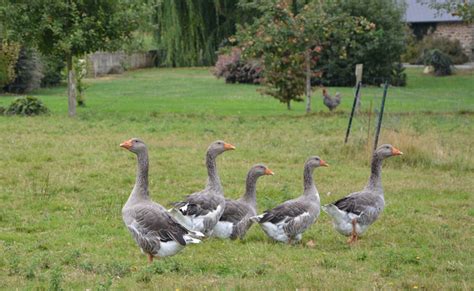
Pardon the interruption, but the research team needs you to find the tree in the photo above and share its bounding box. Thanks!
[1,0,143,116]
[234,0,372,111]
[419,0,474,22]
[317,0,406,86]
[153,0,259,67]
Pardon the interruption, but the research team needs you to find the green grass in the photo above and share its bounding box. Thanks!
[0,67,473,290]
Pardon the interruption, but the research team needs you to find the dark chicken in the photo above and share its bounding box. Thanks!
[322,88,342,111]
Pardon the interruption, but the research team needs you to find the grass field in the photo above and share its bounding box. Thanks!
[1,67,473,290]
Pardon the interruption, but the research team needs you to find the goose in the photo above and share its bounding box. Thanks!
[322,144,403,244]
[213,164,274,240]
[169,140,235,236]
[251,156,328,244]
[120,138,203,263]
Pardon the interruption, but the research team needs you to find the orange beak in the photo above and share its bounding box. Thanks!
[224,143,236,151]
[391,147,403,156]
[264,168,275,176]
[120,139,133,150]
[320,159,329,167]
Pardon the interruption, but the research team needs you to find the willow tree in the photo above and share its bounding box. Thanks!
[1,0,143,117]
[154,0,253,66]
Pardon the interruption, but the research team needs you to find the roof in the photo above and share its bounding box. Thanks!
[404,0,463,23]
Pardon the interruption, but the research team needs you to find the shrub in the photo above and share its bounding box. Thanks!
[423,49,452,76]
[0,40,21,89]
[317,0,406,86]
[4,47,43,93]
[391,62,407,86]
[40,53,65,87]
[213,48,262,84]
[404,35,468,65]
[5,96,49,116]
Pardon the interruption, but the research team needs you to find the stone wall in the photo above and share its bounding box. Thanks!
[432,22,474,60]
[86,51,156,77]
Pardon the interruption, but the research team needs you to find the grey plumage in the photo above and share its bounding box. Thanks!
[322,144,403,243]
[252,156,328,244]
[169,140,235,236]
[322,88,342,111]
[120,138,202,262]
[213,164,273,240]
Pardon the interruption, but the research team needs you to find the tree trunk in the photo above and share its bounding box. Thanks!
[305,49,311,114]
[67,55,76,117]
[287,100,291,110]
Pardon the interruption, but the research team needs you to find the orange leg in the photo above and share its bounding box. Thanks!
[147,253,154,263]
[347,219,358,244]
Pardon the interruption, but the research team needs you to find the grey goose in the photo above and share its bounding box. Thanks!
[252,156,328,244]
[322,144,403,244]
[169,140,235,236]
[213,164,274,240]
[120,138,203,263]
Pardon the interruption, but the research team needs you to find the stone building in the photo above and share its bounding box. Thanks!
[404,0,474,61]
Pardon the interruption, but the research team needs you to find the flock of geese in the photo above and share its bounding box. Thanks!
[120,139,403,263]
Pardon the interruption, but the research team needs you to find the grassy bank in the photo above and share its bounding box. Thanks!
[0,68,473,289]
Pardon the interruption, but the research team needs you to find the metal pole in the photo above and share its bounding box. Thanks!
[344,81,362,144]
[373,81,389,152]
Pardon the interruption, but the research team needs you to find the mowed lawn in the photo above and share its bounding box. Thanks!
[0,68,473,290]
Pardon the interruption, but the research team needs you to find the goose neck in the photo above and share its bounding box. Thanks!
[131,149,149,201]
[205,151,222,193]
[303,165,318,198]
[242,172,258,208]
[366,154,383,191]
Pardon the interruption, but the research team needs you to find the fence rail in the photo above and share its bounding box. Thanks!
[86,51,156,78]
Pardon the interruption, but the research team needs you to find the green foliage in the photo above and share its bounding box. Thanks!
[154,0,254,66]
[5,96,49,116]
[40,53,65,87]
[423,49,453,76]
[403,35,469,65]
[391,62,407,86]
[74,57,87,106]
[420,0,474,22]
[235,0,371,109]
[4,47,43,93]
[0,40,20,89]
[1,0,143,58]
[213,47,262,84]
[318,0,406,86]
[1,0,146,115]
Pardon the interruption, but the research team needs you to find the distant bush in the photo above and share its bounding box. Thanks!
[423,49,452,76]
[391,62,407,86]
[0,106,5,115]
[317,0,406,86]
[0,40,21,90]
[40,53,65,87]
[403,35,469,65]
[5,96,49,116]
[4,47,43,93]
[213,48,262,84]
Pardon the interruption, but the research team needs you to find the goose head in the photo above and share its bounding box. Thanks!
[120,138,147,154]
[249,164,274,178]
[375,144,403,159]
[305,156,329,169]
[207,140,236,156]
